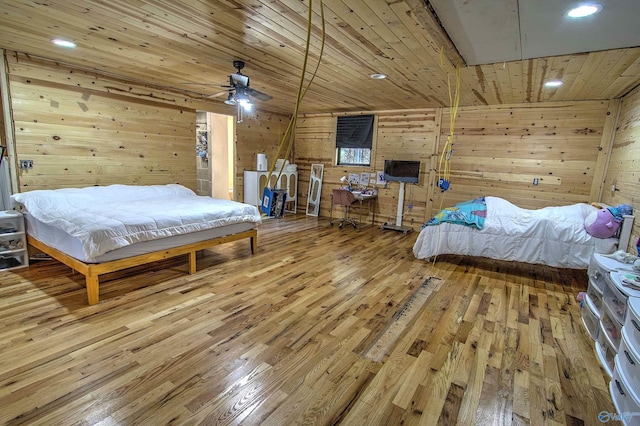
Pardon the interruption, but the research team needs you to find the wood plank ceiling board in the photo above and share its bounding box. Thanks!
[0,0,638,115]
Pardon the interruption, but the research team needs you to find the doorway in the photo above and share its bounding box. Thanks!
[196,111,235,199]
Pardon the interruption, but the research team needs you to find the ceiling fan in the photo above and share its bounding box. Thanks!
[210,60,272,105]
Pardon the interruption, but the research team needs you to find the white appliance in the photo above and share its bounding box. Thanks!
[256,153,268,171]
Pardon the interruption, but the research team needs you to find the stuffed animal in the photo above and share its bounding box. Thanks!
[584,204,632,239]
[615,204,634,216]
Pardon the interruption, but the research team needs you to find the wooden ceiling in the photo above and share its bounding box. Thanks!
[0,0,639,115]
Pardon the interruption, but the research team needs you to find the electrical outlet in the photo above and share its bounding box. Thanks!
[19,160,33,170]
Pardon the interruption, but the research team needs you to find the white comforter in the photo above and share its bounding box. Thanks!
[413,196,617,269]
[11,184,261,260]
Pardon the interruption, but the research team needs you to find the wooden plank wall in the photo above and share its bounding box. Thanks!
[374,110,439,227]
[433,101,612,215]
[602,85,640,253]
[295,110,439,227]
[3,51,290,197]
[8,53,196,191]
[295,100,612,227]
[294,115,335,216]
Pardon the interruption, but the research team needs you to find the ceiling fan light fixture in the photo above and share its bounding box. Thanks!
[566,3,602,18]
[224,93,237,105]
[235,88,251,103]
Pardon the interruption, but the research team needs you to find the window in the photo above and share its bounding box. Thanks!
[336,115,374,166]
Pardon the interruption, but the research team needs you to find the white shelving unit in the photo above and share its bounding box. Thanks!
[244,170,298,213]
[0,210,28,271]
[582,254,640,425]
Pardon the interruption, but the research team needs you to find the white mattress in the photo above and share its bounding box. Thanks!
[11,184,261,262]
[25,212,255,263]
[413,196,618,269]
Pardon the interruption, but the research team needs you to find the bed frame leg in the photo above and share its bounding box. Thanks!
[86,275,99,305]
[188,251,197,274]
[251,234,257,254]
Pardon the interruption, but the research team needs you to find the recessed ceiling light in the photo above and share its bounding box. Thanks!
[544,80,563,88]
[51,38,76,48]
[370,73,386,80]
[566,4,602,18]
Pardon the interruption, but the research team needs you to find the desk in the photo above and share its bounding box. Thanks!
[352,192,377,227]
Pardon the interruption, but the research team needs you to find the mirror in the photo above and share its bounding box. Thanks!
[306,163,324,216]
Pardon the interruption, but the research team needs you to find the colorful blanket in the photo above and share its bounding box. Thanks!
[422,197,487,229]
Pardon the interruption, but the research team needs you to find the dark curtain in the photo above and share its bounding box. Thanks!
[336,115,374,149]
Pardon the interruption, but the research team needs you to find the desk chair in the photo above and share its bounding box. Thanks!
[330,189,358,228]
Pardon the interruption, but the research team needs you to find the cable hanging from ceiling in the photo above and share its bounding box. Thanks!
[262,0,326,200]
[436,48,461,197]
[430,48,462,266]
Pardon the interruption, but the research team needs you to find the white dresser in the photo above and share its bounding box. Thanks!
[244,170,298,213]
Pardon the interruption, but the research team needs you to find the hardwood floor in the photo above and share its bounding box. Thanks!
[0,215,614,425]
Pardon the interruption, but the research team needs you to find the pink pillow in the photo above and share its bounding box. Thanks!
[584,208,621,238]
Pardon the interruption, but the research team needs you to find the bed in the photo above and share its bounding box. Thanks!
[413,196,633,269]
[10,184,262,304]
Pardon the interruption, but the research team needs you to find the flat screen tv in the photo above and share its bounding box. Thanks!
[384,159,420,183]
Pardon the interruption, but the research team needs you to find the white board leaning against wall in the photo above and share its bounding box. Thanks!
[306,164,324,217]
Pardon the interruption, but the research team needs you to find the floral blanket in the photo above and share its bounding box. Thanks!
[422,197,487,229]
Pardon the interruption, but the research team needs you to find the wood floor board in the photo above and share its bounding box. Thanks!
[0,215,617,425]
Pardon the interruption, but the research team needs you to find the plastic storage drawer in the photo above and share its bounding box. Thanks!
[589,254,628,293]
[580,296,599,340]
[0,211,28,272]
[618,327,640,403]
[625,298,640,351]
[596,320,617,377]
[611,365,640,425]
[603,273,630,325]
[586,278,604,315]
[0,251,28,270]
[601,301,623,350]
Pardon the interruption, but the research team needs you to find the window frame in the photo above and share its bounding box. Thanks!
[336,147,371,167]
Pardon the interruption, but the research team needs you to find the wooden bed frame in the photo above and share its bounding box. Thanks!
[27,228,257,305]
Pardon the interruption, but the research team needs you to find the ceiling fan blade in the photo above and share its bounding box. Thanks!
[206,90,232,99]
[246,87,272,101]
[180,82,229,86]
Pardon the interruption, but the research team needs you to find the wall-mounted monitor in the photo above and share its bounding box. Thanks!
[383,159,420,184]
